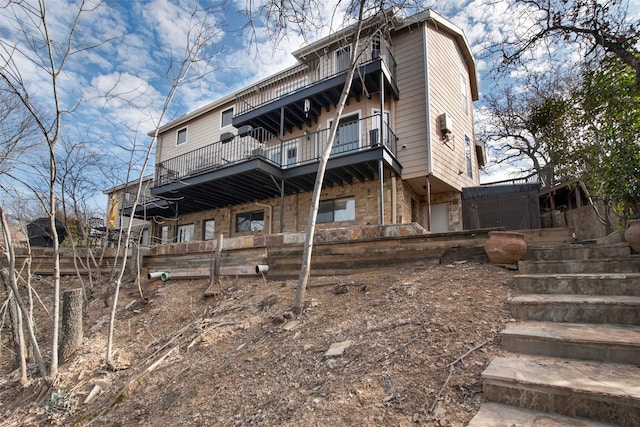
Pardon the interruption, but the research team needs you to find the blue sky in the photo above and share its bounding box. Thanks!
[0,0,638,215]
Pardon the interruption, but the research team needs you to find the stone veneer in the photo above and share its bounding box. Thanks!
[148,223,428,256]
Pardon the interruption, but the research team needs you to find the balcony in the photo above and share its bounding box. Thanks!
[233,39,399,136]
[145,115,401,217]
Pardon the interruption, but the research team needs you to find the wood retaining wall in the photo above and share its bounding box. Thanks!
[9,225,575,279]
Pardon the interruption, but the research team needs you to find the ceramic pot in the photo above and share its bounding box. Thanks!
[483,231,528,264]
[624,219,640,253]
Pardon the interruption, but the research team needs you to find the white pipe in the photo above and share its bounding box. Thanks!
[148,271,171,281]
[255,264,269,274]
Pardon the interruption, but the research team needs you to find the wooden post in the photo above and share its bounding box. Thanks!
[59,288,83,364]
[204,234,223,297]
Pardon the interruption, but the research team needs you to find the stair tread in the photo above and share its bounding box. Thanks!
[468,402,617,427]
[482,355,640,400]
[512,294,640,304]
[502,321,640,346]
[516,273,640,279]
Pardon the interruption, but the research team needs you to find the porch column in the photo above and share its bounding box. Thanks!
[425,175,432,231]
[378,72,386,225]
[380,72,385,146]
[379,159,384,225]
[280,179,285,233]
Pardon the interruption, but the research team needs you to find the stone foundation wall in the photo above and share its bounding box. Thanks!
[151,171,417,243]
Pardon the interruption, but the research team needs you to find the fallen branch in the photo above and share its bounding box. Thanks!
[117,346,178,399]
[428,338,493,414]
[444,338,492,369]
[428,364,453,414]
[186,321,238,350]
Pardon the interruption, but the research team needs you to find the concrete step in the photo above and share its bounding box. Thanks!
[510,294,640,325]
[528,243,631,262]
[518,257,640,274]
[514,273,640,296]
[481,355,640,426]
[501,321,640,364]
[468,402,617,426]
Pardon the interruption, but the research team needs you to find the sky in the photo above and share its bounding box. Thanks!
[0,0,638,215]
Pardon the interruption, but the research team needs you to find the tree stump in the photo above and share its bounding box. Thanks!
[59,288,83,363]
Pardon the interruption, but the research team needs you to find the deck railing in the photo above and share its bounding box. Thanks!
[235,39,396,116]
[154,114,397,187]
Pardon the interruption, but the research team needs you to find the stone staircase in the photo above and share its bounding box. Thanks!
[468,242,640,426]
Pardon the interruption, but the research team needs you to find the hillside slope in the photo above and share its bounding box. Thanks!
[0,262,516,426]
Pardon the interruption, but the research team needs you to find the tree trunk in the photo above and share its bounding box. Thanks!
[58,288,83,364]
[292,1,367,315]
[205,234,223,297]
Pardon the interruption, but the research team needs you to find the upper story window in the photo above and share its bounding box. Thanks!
[336,45,351,73]
[221,108,233,128]
[465,135,473,179]
[372,36,381,59]
[176,127,187,145]
[460,73,469,116]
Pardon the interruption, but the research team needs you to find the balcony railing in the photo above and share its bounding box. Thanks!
[154,114,398,187]
[235,38,396,116]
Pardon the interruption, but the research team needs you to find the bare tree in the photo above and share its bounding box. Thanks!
[0,0,121,380]
[104,2,225,369]
[0,87,38,175]
[56,136,113,300]
[244,0,417,314]
[494,0,640,84]
[478,73,577,185]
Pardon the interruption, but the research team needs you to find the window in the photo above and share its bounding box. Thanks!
[372,110,390,146]
[160,225,170,244]
[465,135,473,179]
[372,36,381,59]
[336,45,351,73]
[204,219,215,240]
[176,127,187,145]
[286,146,298,166]
[270,144,298,167]
[460,73,469,115]
[330,113,360,155]
[177,224,194,242]
[221,108,233,128]
[236,210,264,232]
[318,197,355,223]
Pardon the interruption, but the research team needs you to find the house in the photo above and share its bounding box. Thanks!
[104,175,155,246]
[125,9,483,244]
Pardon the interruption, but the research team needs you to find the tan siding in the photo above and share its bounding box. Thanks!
[158,100,236,163]
[425,23,479,190]
[394,27,430,179]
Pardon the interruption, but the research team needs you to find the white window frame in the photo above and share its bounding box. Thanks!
[465,135,473,179]
[270,141,299,167]
[335,44,352,73]
[176,127,187,146]
[221,107,234,128]
[328,111,361,154]
[204,219,215,240]
[460,73,469,116]
[177,224,195,242]
[160,225,170,244]
[371,109,391,146]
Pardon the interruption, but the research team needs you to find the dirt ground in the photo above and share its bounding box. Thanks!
[0,261,518,426]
